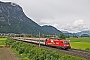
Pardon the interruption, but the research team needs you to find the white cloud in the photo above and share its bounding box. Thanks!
[73,19,84,27]
[59,19,90,33]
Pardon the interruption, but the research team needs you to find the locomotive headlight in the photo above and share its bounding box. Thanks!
[64,45,69,46]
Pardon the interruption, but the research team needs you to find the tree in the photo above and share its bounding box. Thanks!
[59,34,66,39]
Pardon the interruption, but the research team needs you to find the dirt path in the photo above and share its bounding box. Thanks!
[0,47,20,60]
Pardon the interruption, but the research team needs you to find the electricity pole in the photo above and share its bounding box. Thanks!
[39,32,40,47]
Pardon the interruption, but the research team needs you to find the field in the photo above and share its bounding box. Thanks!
[0,38,7,46]
[67,37,90,50]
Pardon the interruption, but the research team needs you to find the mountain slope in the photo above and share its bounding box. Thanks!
[0,1,47,34]
[42,25,62,35]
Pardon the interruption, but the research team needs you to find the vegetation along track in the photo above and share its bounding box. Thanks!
[15,39,90,60]
[62,48,90,60]
[39,45,90,60]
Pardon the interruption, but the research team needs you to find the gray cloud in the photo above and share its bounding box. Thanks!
[1,0,90,32]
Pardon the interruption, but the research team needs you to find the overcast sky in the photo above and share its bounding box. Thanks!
[1,0,90,33]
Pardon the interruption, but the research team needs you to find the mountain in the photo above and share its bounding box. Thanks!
[42,25,62,35]
[61,30,90,37]
[0,1,62,35]
[0,1,48,34]
[61,30,76,36]
[76,30,90,36]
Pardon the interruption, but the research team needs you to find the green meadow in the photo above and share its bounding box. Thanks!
[0,38,7,45]
[67,37,90,50]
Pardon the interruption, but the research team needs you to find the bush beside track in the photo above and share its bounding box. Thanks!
[6,37,85,60]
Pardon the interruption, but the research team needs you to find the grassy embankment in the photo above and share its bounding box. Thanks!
[67,37,90,50]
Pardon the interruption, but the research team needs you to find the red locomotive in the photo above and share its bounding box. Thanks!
[45,38,71,49]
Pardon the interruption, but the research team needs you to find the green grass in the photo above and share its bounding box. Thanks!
[70,42,90,50]
[67,37,90,42]
[0,38,7,45]
[0,38,7,40]
[67,37,90,50]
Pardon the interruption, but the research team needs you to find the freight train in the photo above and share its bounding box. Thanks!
[13,37,71,50]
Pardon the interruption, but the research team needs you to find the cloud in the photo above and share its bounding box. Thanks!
[60,19,89,33]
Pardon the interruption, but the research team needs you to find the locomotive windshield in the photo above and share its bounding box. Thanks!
[64,41,69,44]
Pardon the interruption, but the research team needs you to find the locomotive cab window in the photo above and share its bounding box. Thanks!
[64,41,69,44]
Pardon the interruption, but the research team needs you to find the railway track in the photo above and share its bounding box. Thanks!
[38,45,90,60]
[60,48,90,60]
[30,42,90,60]
[13,38,90,60]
